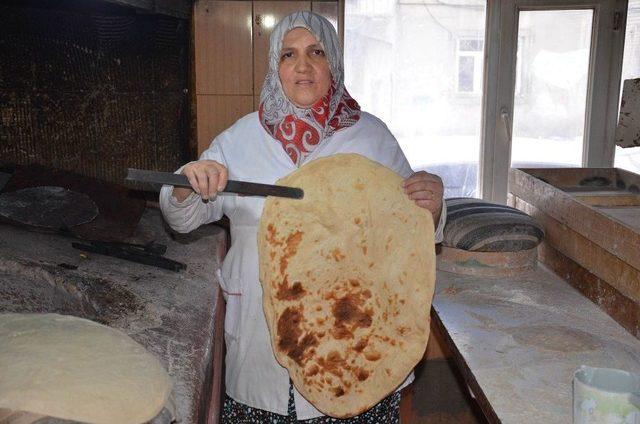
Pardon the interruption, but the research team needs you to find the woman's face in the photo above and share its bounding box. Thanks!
[278,28,332,108]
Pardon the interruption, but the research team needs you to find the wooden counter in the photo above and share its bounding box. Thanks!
[432,265,640,423]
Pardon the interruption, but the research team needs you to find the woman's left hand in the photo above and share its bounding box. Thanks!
[403,171,444,221]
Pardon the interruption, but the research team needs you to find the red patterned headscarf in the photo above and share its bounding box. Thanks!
[259,11,361,166]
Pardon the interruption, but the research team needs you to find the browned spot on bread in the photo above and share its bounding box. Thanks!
[354,338,368,352]
[316,318,325,326]
[331,248,346,262]
[333,386,345,397]
[291,333,318,365]
[361,245,368,255]
[275,276,306,301]
[397,326,409,336]
[353,182,365,191]
[349,279,360,287]
[270,251,276,260]
[278,307,301,359]
[354,217,361,224]
[318,351,346,378]
[267,224,282,246]
[385,368,391,376]
[362,290,371,299]
[332,295,372,330]
[356,368,369,381]
[279,231,304,274]
[306,364,320,377]
[332,325,352,340]
[365,350,381,361]
[277,307,317,366]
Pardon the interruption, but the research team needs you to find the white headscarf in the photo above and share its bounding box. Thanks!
[259,11,360,166]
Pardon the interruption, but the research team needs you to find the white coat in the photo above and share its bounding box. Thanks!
[160,111,446,419]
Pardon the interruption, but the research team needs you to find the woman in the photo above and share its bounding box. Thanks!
[160,11,446,423]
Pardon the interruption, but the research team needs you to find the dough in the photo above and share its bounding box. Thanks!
[0,313,171,424]
[258,154,436,417]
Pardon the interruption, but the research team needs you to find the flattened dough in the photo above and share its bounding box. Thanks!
[0,313,171,424]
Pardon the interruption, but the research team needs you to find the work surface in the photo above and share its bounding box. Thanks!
[433,265,640,424]
[0,209,226,423]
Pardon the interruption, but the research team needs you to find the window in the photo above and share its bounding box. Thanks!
[456,38,483,94]
[456,37,525,96]
[345,0,486,198]
[346,0,627,202]
[511,10,593,168]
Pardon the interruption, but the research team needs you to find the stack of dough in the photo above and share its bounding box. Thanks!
[0,313,171,424]
[258,154,436,418]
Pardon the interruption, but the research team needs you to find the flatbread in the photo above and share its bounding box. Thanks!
[0,313,171,424]
[258,154,436,418]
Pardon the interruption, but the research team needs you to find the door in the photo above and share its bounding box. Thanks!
[481,0,627,203]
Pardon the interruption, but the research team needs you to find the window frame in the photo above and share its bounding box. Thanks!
[479,0,628,203]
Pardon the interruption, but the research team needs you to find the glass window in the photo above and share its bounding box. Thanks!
[510,10,593,168]
[458,56,476,92]
[614,0,640,174]
[457,38,483,94]
[345,0,486,197]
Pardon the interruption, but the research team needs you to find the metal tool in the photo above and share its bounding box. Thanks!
[72,240,186,272]
[126,168,304,199]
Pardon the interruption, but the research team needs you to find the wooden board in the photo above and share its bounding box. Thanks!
[538,242,640,338]
[596,206,640,231]
[312,1,339,31]
[194,1,253,96]
[196,95,254,154]
[574,194,640,207]
[513,197,640,304]
[509,168,640,286]
[509,167,640,340]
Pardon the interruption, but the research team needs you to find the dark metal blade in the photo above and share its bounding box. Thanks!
[126,168,304,199]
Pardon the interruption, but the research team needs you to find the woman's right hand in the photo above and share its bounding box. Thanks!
[173,160,228,202]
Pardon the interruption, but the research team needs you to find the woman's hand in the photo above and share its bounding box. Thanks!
[403,171,444,222]
[173,160,228,203]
